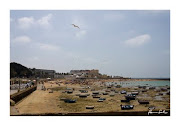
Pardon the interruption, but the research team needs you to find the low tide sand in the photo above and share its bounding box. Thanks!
[12,79,170,115]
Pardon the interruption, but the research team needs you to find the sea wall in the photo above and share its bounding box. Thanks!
[10,85,37,103]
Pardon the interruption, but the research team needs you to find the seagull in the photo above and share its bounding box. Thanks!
[72,24,80,29]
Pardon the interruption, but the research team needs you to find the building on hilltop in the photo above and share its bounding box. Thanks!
[31,68,56,78]
[70,69,100,78]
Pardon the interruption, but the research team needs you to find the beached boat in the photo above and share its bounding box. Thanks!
[79,90,88,93]
[149,87,155,90]
[107,86,112,88]
[120,90,127,94]
[103,92,108,95]
[67,90,73,94]
[125,94,136,100]
[138,100,149,104]
[92,96,100,98]
[97,99,104,102]
[92,91,99,94]
[99,98,106,100]
[64,99,76,103]
[138,85,143,88]
[79,94,88,98]
[161,88,168,91]
[131,92,139,95]
[142,89,148,92]
[142,86,147,89]
[120,105,134,110]
[115,85,121,88]
[86,106,94,109]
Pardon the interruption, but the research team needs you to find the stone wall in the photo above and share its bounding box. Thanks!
[10,85,37,103]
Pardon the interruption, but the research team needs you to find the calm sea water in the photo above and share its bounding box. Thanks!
[105,81,170,87]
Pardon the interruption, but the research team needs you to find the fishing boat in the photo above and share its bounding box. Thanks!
[92,95,100,98]
[125,94,136,100]
[99,98,106,100]
[138,100,149,104]
[79,90,88,93]
[120,105,134,110]
[86,106,94,109]
[103,92,108,95]
[92,91,99,94]
[97,99,104,102]
[79,94,88,98]
[64,99,76,103]
[120,90,127,94]
[67,90,73,94]
[131,91,139,95]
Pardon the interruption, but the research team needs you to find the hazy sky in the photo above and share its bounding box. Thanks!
[10,10,170,78]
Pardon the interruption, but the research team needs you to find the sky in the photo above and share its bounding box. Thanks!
[10,10,170,78]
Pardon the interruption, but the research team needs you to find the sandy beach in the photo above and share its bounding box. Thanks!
[10,79,170,115]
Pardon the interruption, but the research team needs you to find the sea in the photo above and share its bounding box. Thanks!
[105,80,170,87]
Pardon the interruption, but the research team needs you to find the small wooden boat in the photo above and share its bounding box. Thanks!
[120,105,134,110]
[138,86,143,88]
[79,90,88,93]
[86,106,94,109]
[120,90,127,94]
[92,96,100,98]
[142,90,148,92]
[125,94,136,100]
[131,92,139,95]
[64,99,76,103]
[103,92,108,95]
[97,99,104,102]
[149,87,155,89]
[115,85,121,88]
[92,91,99,94]
[99,98,106,100]
[79,94,88,98]
[67,90,73,94]
[142,86,146,89]
[138,100,149,104]
[161,88,168,91]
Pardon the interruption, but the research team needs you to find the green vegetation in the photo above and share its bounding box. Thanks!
[10,62,33,78]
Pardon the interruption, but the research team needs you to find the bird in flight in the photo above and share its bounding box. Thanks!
[72,24,80,29]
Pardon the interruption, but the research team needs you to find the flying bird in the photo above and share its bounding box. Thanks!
[72,24,80,29]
